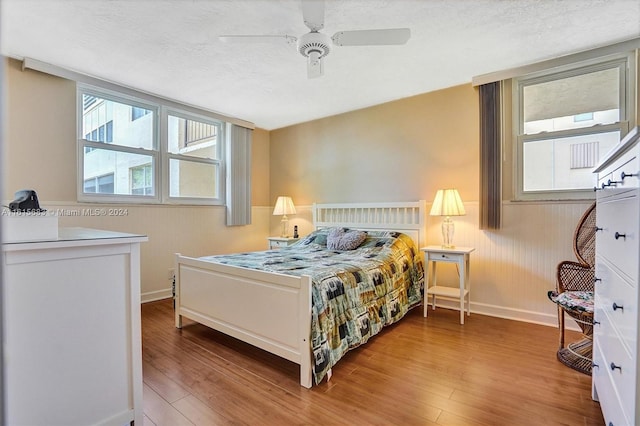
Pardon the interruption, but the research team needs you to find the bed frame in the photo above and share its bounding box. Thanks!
[174,200,426,388]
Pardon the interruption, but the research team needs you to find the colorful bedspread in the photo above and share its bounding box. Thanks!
[200,229,424,385]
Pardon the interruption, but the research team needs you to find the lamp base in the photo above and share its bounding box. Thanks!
[280,216,290,238]
[441,216,455,248]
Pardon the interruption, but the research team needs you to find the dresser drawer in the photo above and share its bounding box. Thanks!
[596,194,639,282]
[598,147,639,191]
[593,341,631,426]
[594,307,637,423]
[595,259,638,353]
[426,251,461,263]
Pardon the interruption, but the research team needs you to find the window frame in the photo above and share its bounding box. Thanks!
[162,107,225,204]
[77,84,226,205]
[512,53,635,201]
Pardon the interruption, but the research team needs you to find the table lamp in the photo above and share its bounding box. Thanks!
[430,189,466,248]
[273,196,296,237]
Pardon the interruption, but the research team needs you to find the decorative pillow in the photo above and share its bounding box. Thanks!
[548,290,594,313]
[327,228,367,251]
[299,229,329,246]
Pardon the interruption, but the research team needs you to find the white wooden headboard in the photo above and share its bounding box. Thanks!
[312,200,427,248]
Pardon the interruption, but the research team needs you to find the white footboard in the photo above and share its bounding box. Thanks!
[174,254,313,388]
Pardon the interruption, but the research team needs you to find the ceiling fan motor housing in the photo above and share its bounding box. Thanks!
[298,31,331,59]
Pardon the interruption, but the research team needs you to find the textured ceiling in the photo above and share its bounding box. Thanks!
[2,0,640,130]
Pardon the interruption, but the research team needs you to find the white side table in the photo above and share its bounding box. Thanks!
[421,245,475,324]
[267,236,298,250]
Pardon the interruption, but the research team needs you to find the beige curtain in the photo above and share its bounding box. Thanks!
[479,82,501,230]
[226,124,252,226]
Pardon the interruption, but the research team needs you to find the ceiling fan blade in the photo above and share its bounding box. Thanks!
[332,28,411,46]
[219,35,297,46]
[301,0,325,32]
[307,52,324,78]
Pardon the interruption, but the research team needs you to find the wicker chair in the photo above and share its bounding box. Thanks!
[547,202,596,375]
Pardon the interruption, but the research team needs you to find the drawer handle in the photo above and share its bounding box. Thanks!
[610,362,622,372]
[593,186,602,192]
[621,171,638,181]
[593,320,600,326]
[592,362,599,369]
[601,182,610,189]
[614,232,626,240]
[595,226,603,232]
[607,179,620,187]
[593,277,601,283]
[612,302,624,312]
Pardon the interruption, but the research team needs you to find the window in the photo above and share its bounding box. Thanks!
[131,106,151,121]
[513,55,633,200]
[130,164,153,195]
[167,113,221,199]
[78,86,226,204]
[83,173,114,194]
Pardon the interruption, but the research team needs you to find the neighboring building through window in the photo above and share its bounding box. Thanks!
[130,164,153,195]
[131,106,151,121]
[83,173,114,194]
[78,86,224,204]
[513,55,632,200]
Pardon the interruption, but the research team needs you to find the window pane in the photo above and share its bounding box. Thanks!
[83,179,96,193]
[131,106,151,121]
[84,147,154,196]
[81,94,154,149]
[130,163,153,195]
[169,159,218,198]
[523,131,619,192]
[523,67,620,134]
[168,114,219,159]
[97,174,114,193]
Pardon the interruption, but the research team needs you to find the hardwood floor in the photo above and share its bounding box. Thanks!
[141,300,604,425]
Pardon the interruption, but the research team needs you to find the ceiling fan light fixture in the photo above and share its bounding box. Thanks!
[219,0,411,78]
[297,31,331,59]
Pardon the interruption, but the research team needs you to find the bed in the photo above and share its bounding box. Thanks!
[174,201,427,388]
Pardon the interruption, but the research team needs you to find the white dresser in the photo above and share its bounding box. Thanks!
[2,227,147,425]
[592,127,640,426]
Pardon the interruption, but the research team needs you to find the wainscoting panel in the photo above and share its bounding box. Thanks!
[288,201,592,328]
[25,200,592,327]
[34,202,272,302]
[426,201,592,328]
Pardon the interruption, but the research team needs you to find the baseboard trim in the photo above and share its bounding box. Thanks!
[140,287,579,332]
[428,299,580,331]
[141,288,173,304]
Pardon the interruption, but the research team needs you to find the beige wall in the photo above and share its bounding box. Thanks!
[268,83,595,326]
[3,59,77,200]
[270,85,480,205]
[5,53,637,326]
[3,58,272,301]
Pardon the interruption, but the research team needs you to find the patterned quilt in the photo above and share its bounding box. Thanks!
[200,228,424,385]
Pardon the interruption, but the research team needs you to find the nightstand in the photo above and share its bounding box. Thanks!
[421,245,475,324]
[267,237,298,250]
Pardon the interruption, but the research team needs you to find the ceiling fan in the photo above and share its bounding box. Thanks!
[219,0,411,78]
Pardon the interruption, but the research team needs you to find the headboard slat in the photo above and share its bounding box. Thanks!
[312,201,427,248]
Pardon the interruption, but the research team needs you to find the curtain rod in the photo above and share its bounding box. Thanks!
[22,57,255,130]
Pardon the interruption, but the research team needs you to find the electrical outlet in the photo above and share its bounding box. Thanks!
[168,268,174,280]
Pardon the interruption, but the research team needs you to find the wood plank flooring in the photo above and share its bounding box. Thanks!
[141,300,604,425]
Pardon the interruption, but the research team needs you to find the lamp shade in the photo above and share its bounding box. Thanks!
[430,189,466,216]
[273,196,296,216]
